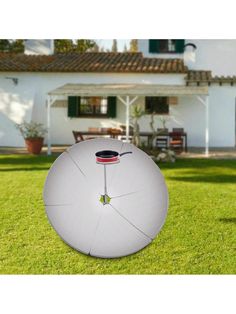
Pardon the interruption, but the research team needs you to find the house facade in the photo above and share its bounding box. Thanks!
[0,39,236,149]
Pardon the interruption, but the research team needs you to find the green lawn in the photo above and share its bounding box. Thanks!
[0,154,235,274]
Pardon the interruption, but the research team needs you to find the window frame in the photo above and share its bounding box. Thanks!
[145,97,170,115]
[158,40,177,53]
[79,96,109,118]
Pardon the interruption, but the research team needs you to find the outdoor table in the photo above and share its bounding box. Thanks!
[80,130,121,139]
[139,132,155,147]
[79,130,187,151]
[80,130,154,143]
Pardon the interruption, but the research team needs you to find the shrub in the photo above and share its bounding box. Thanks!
[16,121,47,139]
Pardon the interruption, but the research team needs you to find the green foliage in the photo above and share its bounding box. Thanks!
[129,39,138,52]
[54,39,96,53]
[131,104,145,119]
[0,156,236,274]
[10,40,24,53]
[0,40,11,51]
[74,39,96,52]
[15,121,47,139]
[0,39,24,53]
[54,39,74,53]
[111,39,118,52]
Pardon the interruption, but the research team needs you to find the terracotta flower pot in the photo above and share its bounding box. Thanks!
[25,137,44,155]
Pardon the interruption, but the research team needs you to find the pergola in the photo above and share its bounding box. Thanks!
[47,83,209,155]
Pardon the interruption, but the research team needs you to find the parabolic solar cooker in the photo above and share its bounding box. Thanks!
[43,138,168,258]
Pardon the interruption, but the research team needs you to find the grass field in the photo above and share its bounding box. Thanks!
[0,154,235,274]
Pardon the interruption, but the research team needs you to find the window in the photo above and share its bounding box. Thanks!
[145,97,169,114]
[80,97,108,116]
[159,40,176,53]
[149,39,185,53]
[68,96,117,118]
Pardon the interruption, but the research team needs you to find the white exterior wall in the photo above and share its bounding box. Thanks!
[0,71,235,148]
[0,77,35,146]
[138,88,236,147]
[208,86,236,146]
[0,72,183,146]
[139,39,236,76]
[138,96,206,146]
[184,40,236,76]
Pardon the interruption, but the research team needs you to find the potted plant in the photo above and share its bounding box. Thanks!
[16,121,47,155]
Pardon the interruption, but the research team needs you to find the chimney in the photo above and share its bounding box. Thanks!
[24,40,54,55]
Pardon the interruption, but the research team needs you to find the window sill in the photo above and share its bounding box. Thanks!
[145,112,169,115]
[69,115,110,119]
[149,51,183,54]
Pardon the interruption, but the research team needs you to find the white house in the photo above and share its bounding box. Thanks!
[0,39,236,154]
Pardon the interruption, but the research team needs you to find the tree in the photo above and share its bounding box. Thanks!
[123,43,128,52]
[0,40,11,52]
[11,40,24,53]
[54,40,74,53]
[111,39,118,52]
[129,39,138,52]
[0,39,96,54]
[54,39,96,53]
[0,39,24,53]
[149,114,170,149]
[131,104,145,147]
[74,39,96,52]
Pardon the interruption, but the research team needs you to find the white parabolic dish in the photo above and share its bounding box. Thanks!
[43,138,168,258]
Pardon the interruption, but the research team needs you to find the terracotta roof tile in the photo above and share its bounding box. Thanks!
[185,71,236,85]
[211,75,236,83]
[185,70,212,82]
[0,52,188,73]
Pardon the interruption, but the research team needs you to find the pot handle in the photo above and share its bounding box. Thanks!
[120,151,133,157]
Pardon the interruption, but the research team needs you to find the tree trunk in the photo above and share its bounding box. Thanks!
[132,118,140,146]
[149,113,158,148]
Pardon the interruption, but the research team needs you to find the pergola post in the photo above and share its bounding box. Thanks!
[118,95,138,142]
[197,95,209,156]
[125,96,130,142]
[47,95,52,156]
[205,96,209,156]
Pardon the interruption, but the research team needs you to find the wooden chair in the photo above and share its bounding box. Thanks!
[108,128,122,139]
[72,131,84,143]
[156,128,168,149]
[73,131,95,143]
[173,128,184,133]
[169,131,184,152]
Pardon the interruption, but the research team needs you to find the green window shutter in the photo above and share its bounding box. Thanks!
[149,40,160,53]
[107,96,116,118]
[68,96,80,117]
[175,40,185,53]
